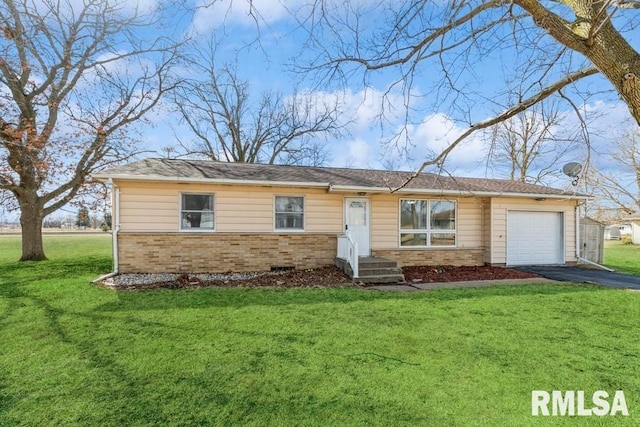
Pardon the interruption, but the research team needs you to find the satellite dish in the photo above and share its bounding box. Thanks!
[562,162,582,186]
[562,162,582,178]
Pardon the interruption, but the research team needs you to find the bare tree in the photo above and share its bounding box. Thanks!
[0,0,180,260]
[588,127,640,214]
[173,52,341,166]
[485,99,581,184]
[296,1,640,187]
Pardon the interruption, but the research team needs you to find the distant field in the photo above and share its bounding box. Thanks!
[0,228,106,235]
[604,241,640,275]
[0,234,111,262]
[1,235,638,425]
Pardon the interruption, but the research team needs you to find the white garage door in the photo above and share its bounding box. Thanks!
[507,211,564,266]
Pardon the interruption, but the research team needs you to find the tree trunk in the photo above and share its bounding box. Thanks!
[514,0,640,126]
[19,196,47,261]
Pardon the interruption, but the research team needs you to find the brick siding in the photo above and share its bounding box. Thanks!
[117,232,485,273]
[117,232,337,273]
[372,248,484,267]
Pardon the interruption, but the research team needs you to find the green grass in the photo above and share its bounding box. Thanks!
[1,235,639,426]
[604,240,640,275]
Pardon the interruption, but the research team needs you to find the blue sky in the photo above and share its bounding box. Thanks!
[3,0,638,226]
[1,0,638,225]
[131,0,637,191]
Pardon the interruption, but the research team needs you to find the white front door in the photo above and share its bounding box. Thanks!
[345,198,370,256]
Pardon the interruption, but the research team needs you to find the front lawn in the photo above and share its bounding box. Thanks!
[604,240,640,275]
[1,235,639,425]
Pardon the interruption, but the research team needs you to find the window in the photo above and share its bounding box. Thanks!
[347,200,367,226]
[275,196,304,230]
[181,194,214,230]
[400,199,456,247]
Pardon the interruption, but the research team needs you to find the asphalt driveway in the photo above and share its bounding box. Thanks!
[514,266,640,290]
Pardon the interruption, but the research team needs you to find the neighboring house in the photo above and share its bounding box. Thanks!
[92,158,589,276]
[617,224,633,237]
[605,223,632,240]
[629,218,640,244]
[604,225,621,240]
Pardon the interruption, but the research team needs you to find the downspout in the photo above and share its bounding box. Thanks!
[575,206,580,261]
[111,179,120,274]
[575,201,614,272]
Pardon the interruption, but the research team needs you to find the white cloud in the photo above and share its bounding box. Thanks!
[190,0,375,34]
[340,88,406,133]
[191,0,301,34]
[31,0,159,18]
[306,87,404,135]
[412,113,461,152]
[302,87,409,169]
[555,100,635,172]
[403,112,486,174]
[343,138,372,168]
[304,88,488,172]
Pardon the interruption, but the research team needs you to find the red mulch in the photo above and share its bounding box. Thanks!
[106,265,540,290]
[403,265,540,283]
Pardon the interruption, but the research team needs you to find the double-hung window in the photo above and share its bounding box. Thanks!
[181,193,214,230]
[400,199,456,247]
[275,196,304,231]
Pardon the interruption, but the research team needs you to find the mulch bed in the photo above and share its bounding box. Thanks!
[402,265,540,284]
[102,265,540,291]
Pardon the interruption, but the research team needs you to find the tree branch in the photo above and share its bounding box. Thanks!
[392,66,599,191]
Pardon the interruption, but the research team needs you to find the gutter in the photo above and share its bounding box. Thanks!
[328,184,591,200]
[91,173,331,189]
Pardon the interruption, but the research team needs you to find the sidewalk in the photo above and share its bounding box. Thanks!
[366,278,556,292]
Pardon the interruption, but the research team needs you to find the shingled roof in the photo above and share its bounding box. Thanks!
[92,158,587,199]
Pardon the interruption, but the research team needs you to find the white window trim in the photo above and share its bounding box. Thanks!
[398,199,457,248]
[274,195,305,232]
[179,192,216,232]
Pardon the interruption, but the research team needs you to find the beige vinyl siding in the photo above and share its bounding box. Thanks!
[370,195,484,250]
[488,197,578,264]
[370,194,399,249]
[482,198,492,264]
[116,181,343,233]
[119,186,178,231]
[306,194,343,233]
[457,198,483,248]
[216,189,272,232]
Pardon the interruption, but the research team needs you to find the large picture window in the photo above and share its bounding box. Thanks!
[181,194,214,230]
[400,199,456,247]
[275,196,304,230]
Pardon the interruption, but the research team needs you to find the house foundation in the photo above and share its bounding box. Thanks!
[372,248,484,267]
[117,232,337,273]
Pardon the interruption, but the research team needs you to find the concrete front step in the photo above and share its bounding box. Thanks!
[334,258,353,277]
[336,256,406,284]
[358,258,398,269]
[359,267,403,276]
[358,274,406,284]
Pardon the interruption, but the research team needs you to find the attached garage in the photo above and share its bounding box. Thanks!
[506,211,564,266]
